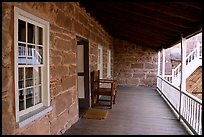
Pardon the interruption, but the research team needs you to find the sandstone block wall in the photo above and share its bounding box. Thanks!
[2,2,113,135]
[113,39,158,87]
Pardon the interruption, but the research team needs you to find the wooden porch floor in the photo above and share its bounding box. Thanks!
[63,86,190,135]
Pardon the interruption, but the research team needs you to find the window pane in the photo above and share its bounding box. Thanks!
[26,88,34,108]
[18,68,24,89]
[36,46,43,64]
[18,19,26,42]
[34,67,41,85]
[98,49,100,64]
[27,45,35,65]
[26,67,33,87]
[35,86,42,105]
[37,26,43,45]
[27,23,35,44]
[18,43,26,65]
[19,89,24,111]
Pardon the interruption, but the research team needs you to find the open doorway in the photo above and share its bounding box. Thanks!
[76,36,90,117]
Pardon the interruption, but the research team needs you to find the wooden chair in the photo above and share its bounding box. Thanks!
[91,70,117,109]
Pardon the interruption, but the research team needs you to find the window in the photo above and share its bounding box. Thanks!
[107,49,111,78]
[14,7,52,128]
[98,45,103,78]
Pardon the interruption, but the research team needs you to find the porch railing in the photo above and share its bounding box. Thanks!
[18,46,42,64]
[157,75,202,135]
[171,44,202,86]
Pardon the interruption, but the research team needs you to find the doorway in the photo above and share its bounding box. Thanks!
[76,36,90,117]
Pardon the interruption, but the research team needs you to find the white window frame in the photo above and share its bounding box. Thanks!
[98,45,103,78]
[107,49,111,78]
[14,7,52,128]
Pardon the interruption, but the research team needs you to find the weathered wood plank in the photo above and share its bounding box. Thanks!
[64,86,190,135]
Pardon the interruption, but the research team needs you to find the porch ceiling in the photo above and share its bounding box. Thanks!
[79,2,202,51]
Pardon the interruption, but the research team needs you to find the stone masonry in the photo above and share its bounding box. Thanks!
[2,2,113,135]
[113,39,158,87]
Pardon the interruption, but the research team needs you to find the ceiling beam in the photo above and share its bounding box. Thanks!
[86,3,197,28]
[173,2,202,10]
[94,10,187,34]
[113,34,160,51]
[130,2,202,21]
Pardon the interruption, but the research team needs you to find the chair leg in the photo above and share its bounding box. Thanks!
[91,95,95,107]
[113,94,116,104]
[96,95,99,103]
[110,95,113,109]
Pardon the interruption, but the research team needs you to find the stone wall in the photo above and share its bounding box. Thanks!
[113,39,158,87]
[2,2,113,135]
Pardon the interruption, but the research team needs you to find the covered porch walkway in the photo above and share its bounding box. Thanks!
[64,86,190,135]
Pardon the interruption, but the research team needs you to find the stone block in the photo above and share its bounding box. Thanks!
[131,63,144,69]
[55,91,72,116]
[50,110,69,135]
[63,52,76,65]
[61,76,76,91]
[21,116,50,135]
[2,67,11,93]
[144,63,157,69]
[56,10,72,31]
[2,99,15,135]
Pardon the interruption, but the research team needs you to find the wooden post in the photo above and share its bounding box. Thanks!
[179,34,187,121]
[161,49,165,93]
[196,37,200,58]
[157,51,161,76]
[181,35,187,92]
[162,49,165,80]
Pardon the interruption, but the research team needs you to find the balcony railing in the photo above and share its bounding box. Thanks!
[157,75,202,135]
[18,46,42,64]
[171,44,202,86]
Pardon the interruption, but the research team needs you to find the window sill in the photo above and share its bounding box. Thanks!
[17,106,52,128]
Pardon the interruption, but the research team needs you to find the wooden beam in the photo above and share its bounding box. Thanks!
[89,3,196,28]
[173,2,202,10]
[130,2,202,21]
[95,10,188,34]
[113,34,160,51]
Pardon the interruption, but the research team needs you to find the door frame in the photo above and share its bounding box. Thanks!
[76,36,90,111]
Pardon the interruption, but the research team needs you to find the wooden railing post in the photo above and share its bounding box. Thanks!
[179,34,187,121]
[157,51,161,76]
[196,37,200,57]
[161,49,165,92]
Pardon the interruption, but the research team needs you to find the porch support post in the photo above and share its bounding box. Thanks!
[161,49,165,93]
[157,51,161,76]
[181,35,186,92]
[162,49,165,80]
[179,34,187,121]
[196,36,201,58]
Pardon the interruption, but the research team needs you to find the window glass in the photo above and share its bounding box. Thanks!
[26,88,34,108]
[35,86,42,105]
[18,19,26,42]
[34,67,41,85]
[36,46,43,64]
[18,43,26,65]
[27,45,35,65]
[19,89,24,111]
[18,68,24,89]
[37,26,43,45]
[26,67,33,87]
[27,23,35,44]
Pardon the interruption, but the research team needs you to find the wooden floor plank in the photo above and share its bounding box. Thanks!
[63,86,190,135]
